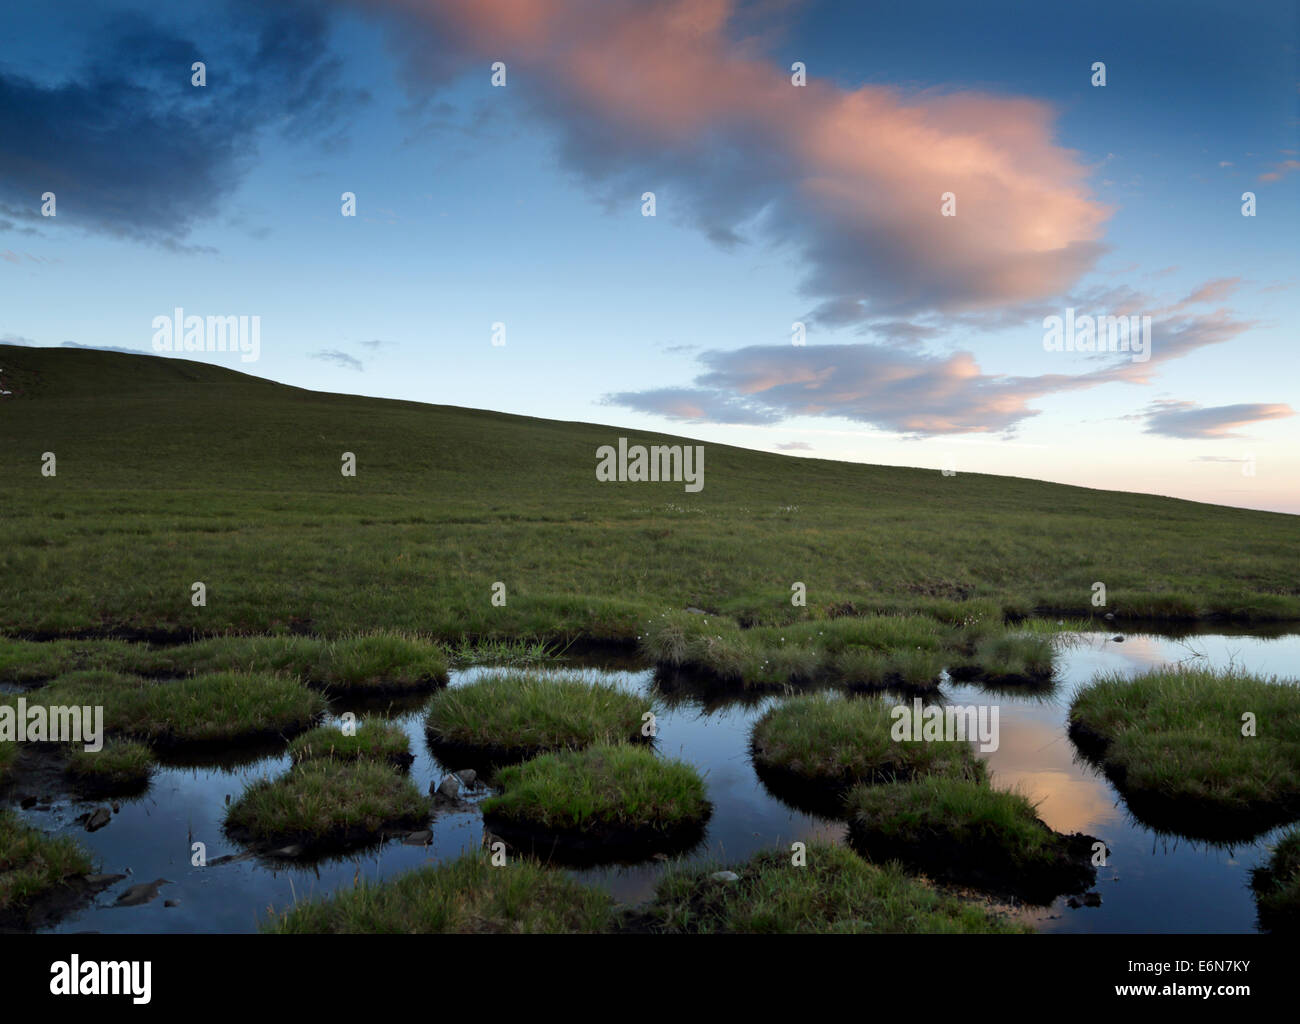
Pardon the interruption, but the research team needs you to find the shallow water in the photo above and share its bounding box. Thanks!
[19,631,1300,933]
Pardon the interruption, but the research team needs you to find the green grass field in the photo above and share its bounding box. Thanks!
[2,345,1297,641]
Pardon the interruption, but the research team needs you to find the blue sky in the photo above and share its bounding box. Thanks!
[1,0,1296,511]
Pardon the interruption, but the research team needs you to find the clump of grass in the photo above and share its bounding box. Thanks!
[0,637,167,684]
[288,719,413,768]
[1069,666,1300,839]
[846,776,1099,903]
[750,693,985,815]
[424,671,649,764]
[949,633,1055,686]
[261,852,615,933]
[640,842,1029,934]
[0,809,94,921]
[448,635,564,667]
[41,669,327,750]
[639,611,953,691]
[64,738,156,795]
[482,743,709,852]
[224,760,429,853]
[162,633,449,693]
[1252,828,1300,933]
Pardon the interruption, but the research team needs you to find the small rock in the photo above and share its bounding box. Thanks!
[709,871,740,884]
[1111,635,1124,643]
[403,830,433,846]
[1067,892,1103,909]
[84,807,112,832]
[114,879,171,908]
[270,844,303,859]
[163,899,180,908]
[435,776,461,800]
[19,795,36,809]
[111,801,121,814]
[685,607,707,615]
[454,769,477,787]
[652,852,669,862]
[1103,612,1115,621]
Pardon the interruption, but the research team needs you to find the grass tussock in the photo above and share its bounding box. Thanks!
[38,670,327,750]
[846,776,1098,902]
[750,693,985,812]
[641,842,1029,934]
[482,743,710,836]
[0,634,450,693]
[1069,666,1300,837]
[0,809,94,917]
[949,633,1056,687]
[224,759,429,851]
[424,671,649,763]
[288,720,413,768]
[64,738,156,794]
[261,853,615,933]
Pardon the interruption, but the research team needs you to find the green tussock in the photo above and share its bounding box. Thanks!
[641,842,1029,934]
[288,719,412,767]
[425,671,649,762]
[482,743,710,834]
[261,852,615,933]
[750,692,986,796]
[224,759,428,848]
[0,809,94,915]
[37,669,327,749]
[64,738,156,793]
[1069,666,1300,834]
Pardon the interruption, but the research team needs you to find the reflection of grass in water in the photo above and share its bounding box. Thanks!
[1252,827,1300,933]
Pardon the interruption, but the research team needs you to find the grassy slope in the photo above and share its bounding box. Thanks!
[2,344,1297,639]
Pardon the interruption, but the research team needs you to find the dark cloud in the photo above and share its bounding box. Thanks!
[0,0,367,247]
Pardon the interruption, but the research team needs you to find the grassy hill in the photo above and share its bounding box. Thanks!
[2,343,1297,640]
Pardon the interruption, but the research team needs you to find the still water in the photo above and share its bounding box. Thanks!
[21,630,1300,933]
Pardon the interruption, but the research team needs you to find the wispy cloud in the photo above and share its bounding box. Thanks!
[309,349,365,372]
[1138,400,1294,439]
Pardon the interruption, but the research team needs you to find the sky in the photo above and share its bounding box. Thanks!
[1,0,1297,512]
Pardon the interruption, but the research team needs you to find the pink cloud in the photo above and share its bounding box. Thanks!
[359,0,1111,319]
